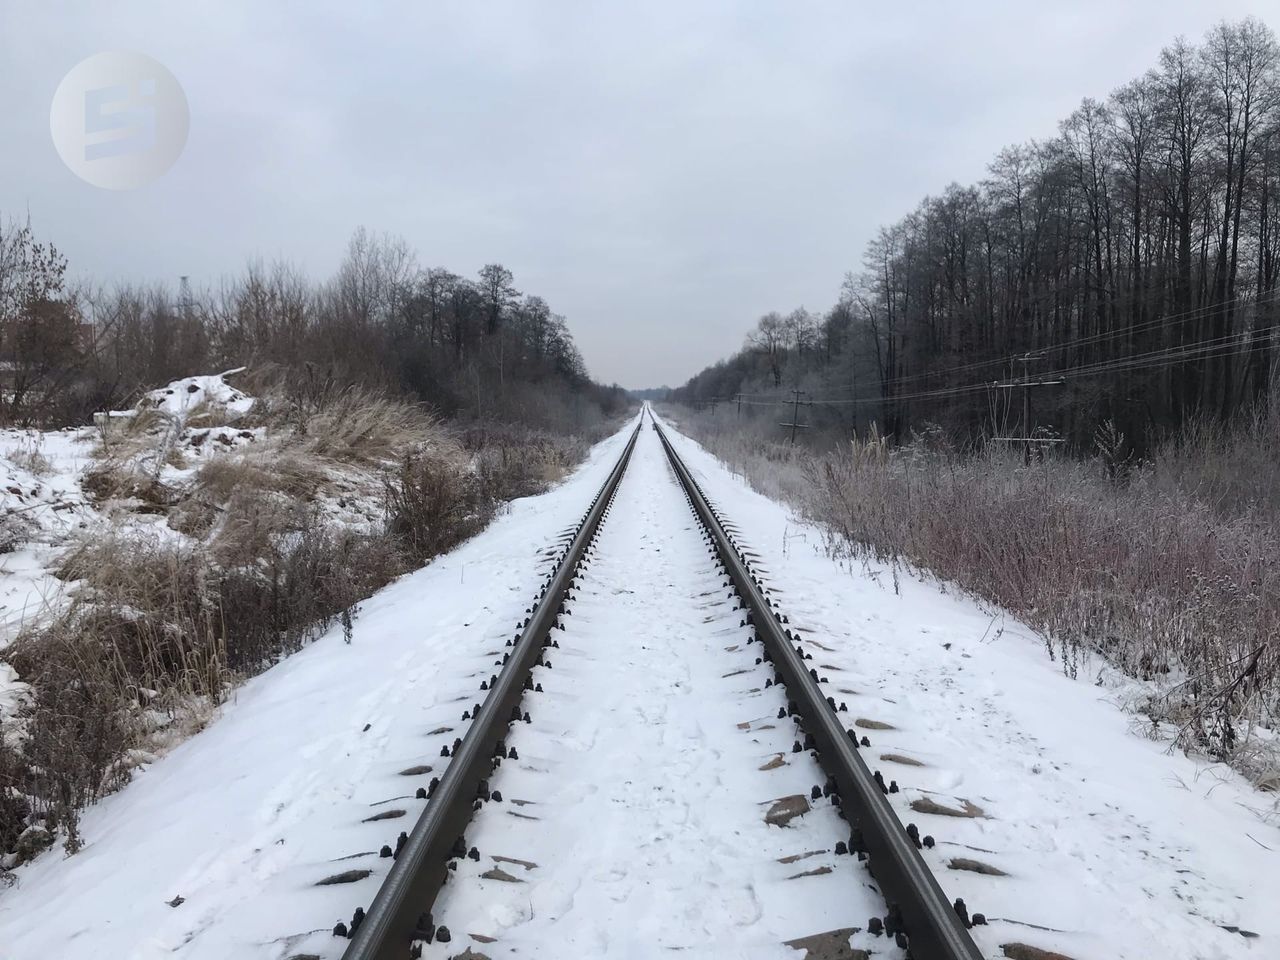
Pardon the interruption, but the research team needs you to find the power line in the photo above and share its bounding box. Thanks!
[728,289,1280,403]
[823,289,1280,396]
[722,325,1276,411]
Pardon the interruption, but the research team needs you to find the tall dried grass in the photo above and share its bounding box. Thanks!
[460,423,587,501]
[383,454,491,563]
[2,384,605,859]
[668,403,1279,789]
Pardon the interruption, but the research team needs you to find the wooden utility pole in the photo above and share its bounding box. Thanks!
[847,357,859,440]
[780,389,811,445]
[1020,355,1033,465]
[735,392,743,418]
[990,353,1064,462]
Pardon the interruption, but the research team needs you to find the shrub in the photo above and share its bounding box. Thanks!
[274,385,438,466]
[461,424,587,501]
[667,403,1280,788]
[5,518,407,853]
[215,522,405,670]
[815,442,1279,779]
[384,453,493,563]
[5,621,144,851]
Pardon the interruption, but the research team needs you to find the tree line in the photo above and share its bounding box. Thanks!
[0,221,629,431]
[674,18,1280,451]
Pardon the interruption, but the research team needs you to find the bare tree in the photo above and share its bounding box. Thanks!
[747,312,786,387]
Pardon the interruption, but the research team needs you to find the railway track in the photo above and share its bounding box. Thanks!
[336,407,983,960]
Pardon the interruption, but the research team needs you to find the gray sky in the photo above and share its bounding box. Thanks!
[1,1,1272,388]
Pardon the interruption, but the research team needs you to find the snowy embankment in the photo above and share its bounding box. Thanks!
[0,412,1274,960]
[660,415,1277,960]
[0,372,266,713]
[0,428,93,687]
[0,370,459,871]
[0,423,635,960]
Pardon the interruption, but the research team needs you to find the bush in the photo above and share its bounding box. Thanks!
[1,384,605,859]
[5,622,143,852]
[216,522,404,669]
[261,383,439,466]
[55,535,224,699]
[384,423,594,562]
[3,518,407,852]
[668,402,1280,789]
[384,453,493,563]
[461,423,587,501]
[815,442,1279,780]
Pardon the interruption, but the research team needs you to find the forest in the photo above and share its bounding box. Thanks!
[674,18,1280,453]
[0,217,629,854]
[0,220,629,431]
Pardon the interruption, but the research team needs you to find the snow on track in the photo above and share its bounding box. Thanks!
[659,413,1279,960]
[429,422,876,958]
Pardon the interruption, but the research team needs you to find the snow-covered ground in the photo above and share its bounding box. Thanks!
[0,427,95,649]
[0,369,262,657]
[0,412,1275,960]
[0,426,98,720]
[0,369,383,726]
[659,412,1277,960]
[0,421,638,960]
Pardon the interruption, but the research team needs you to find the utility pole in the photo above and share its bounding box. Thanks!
[780,389,811,445]
[847,355,859,440]
[990,353,1064,462]
[735,392,743,418]
[1020,354,1033,465]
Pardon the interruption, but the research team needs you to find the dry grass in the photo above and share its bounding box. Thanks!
[245,379,441,467]
[83,408,188,510]
[2,381,603,860]
[382,423,588,562]
[668,403,1280,789]
[4,444,52,476]
[383,453,491,563]
[461,423,588,501]
[206,489,307,566]
[54,533,227,700]
[657,405,816,506]
[181,396,246,430]
[81,464,183,511]
[3,517,406,852]
[296,388,436,464]
[808,442,1278,782]
[195,448,329,502]
[1148,407,1280,523]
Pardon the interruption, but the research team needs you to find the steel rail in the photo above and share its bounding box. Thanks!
[341,415,643,960]
[652,413,983,960]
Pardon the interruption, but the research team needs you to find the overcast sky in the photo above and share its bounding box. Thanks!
[1,2,1272,388]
